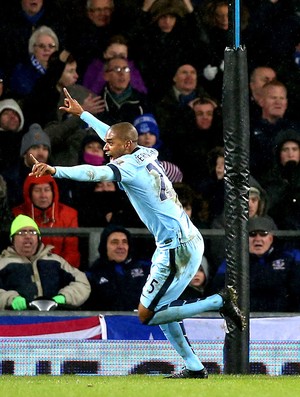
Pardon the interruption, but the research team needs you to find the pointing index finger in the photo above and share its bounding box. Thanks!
[30,154,39,164]
[63,87,72,99]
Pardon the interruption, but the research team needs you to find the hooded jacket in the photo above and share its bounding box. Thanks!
[12,174,81,268]
[0,243,90,310]
[262,129,300,229]
[84,225,149,311]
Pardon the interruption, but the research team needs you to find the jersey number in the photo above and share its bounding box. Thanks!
[146,161,168,201]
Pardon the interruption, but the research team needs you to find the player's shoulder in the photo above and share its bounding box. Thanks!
[114,147,158,167]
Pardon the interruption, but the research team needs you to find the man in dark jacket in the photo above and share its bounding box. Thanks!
[84,224,150,311]
[210,216,300,312]
[0,215,90,310]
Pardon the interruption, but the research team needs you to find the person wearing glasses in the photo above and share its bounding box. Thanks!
[99,56,151,125]
[0,0,66,78]
[9,25,59,99]
[64,0,132,78]
[209,216,300,312]
[0,215,91,311]
[29,88,245,378]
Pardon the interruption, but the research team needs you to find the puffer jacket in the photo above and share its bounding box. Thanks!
[0,243,90,310]
[13,174,81,267]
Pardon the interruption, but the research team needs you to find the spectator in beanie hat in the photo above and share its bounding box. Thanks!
[133,113,183,183]
[12,174,81,268]
[2,123,51,208]
[0,98,25,173]
[0,214,90,310]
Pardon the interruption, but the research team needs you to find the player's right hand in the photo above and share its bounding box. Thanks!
[29,154,56,177]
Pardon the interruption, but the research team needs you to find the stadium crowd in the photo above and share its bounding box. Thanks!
[1,0,300,311]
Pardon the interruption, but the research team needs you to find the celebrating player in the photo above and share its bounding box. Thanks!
[30,88,245,379]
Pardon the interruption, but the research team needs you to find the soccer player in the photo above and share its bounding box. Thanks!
[30,88,245,379]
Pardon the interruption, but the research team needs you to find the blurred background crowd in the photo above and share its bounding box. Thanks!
[1,0,300,311]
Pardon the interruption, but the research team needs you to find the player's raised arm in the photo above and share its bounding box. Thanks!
[60,87,110,141]
[59,87,84,116]
[29,154,56,177]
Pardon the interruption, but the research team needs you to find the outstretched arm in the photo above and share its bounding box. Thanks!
[30,154,115,182]
[60,88,110,141]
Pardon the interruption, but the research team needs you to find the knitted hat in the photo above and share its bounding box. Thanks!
[20,123,51,156]
[10,214,41,237]
[249,187,260,198]
[150,0,188,21]
[248,216,277,233]
[0,98,24,132]
[274,129,300,150]
[160,161,183,183]
[133,114,160,138]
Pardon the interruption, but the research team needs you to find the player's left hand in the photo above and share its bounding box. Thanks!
[29,154,56,177]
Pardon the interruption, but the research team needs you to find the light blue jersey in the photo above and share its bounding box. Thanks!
[54,112,199,250]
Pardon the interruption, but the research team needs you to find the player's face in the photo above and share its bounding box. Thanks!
[106,232,129,262]
[31,183,53,209]
[13,227,39,257]
[249,231,273,256]
[280,141,300,165]
[103,130,128,160]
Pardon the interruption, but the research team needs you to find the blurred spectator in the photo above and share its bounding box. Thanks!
[98,57,151,125]
[83,34,147,95]
[209,173,270,278]
[0,214,90,310]
[9,25,60,100]
[0,99,25,173]
[64,0,131,78]
[250,80,300,182]
[130,0,210,101]
[84,224,149,311]
[24,50,104,127]
[71,133,118,227]
[0,175,13,252]
[262,128,300,230]
[0,0,66,78]
[245,0,300,70]
[179,256,210,300]
[200,0,250,101]
[248,176,269,219]
[3,123,51,208]
[175,96,223,188]
[210,216,300,312]
[133,113,183,183]
[193,146,225,224]
[23,51,105,168]
[13,174,81,268]
[249,66,277,123]
[155,62,209,161]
